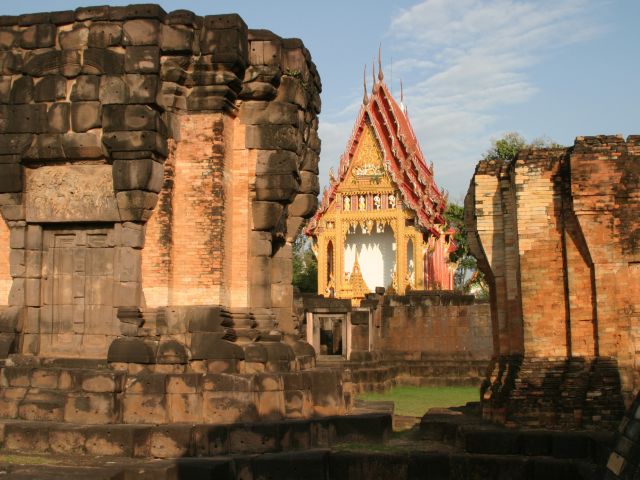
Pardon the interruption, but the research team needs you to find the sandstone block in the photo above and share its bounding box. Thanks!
[203,391,257,425]
[251,231,272,257]
[81,372,118,393]
[113,159,164,193]
[103,131,167,157]
[20,24,55,49]
[147,426,192,457]
[109,4,167,21]
[299,171,319,195]
[0,51,21,76]
[228,423,278,453]
[0,76,10,103]
[300,148,320,174]
[275,76,307,109]
[123,393,167,424]
[23,134,64,159]
[123,19,160,46]
[0,28,17,50]
[59,26,89,50]
[0,333,15,358]
[124,74,159,104]
[285,216,305,243]
[240,80,277,102]
[157,339,189,364]
[160,24,194,52]
[0,134,33,155]
[10,76,34,104]
[103,104,162,132]
[250,256,271,286]
[99,75,127,104]
[0,307,22,333]
[252,201,284,231]
[288,193,317,218]
[71,75,100,101]
[0,104,47,133]
[0,163,21,193]
[107,337,157,363]
[47,102,70,134]
[19,390,65,421]
[88,22,122,48]
[34,75,67,102]
[125,45,160,74]
[191,335,244,361]
[240,101,299,126]
[64,392,115,424]
[84,427,133,456]
[71,101,101,132]
[121,222,145,248]
[245,124,300,152]
[75,6,110,21]
[49,429,85,455]
[82,48,124,75]
[167,394,203,423]
[61,132,103,158]
[256,150,297,175]
[254,174,299,202]
[4,424,50,453]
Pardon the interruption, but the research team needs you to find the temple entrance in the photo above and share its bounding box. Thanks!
[40,226,118,358]
[344,224,395,291]
[306,312,351,358]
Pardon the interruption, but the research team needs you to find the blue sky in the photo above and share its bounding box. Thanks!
[5,0,639,200]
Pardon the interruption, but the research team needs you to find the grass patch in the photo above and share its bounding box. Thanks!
[358,385,478,417]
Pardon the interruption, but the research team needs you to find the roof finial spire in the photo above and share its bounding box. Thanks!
[378,43,384,81]
[363,64,369,105]
[400,79,404,103]
[372,58,376,89]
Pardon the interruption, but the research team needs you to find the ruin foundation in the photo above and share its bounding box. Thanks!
[465,135,640,429]
[0,4,350,431]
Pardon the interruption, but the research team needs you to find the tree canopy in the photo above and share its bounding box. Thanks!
[483,132,562,163]
[292,234,317,293]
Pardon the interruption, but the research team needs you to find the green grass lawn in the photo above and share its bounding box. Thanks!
[358,385,479,417]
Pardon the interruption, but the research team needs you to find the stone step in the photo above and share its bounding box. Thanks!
[0,449,604,480]
[0,412,391,459]
[420,410,613,463]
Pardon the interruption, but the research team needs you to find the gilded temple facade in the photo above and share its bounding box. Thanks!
[307,69,455,303]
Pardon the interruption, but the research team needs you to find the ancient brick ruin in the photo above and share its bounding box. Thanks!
[0,4,354,438]
[465,135,640,429]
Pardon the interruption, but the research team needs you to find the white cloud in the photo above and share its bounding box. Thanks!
[318,0,602,199]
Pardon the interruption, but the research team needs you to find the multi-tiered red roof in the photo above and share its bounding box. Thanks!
[307,69,449,237]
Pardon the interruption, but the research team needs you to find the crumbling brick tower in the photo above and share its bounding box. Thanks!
[465,135,640,428]
[0,5,346,429]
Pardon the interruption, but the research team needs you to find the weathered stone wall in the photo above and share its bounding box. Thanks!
[372,294,492,359]
[465,135,640,428]
[0,5,321,360]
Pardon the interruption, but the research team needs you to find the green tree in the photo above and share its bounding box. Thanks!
[484,132,563,162]
[292,234,318,293]
[444,202,487,297]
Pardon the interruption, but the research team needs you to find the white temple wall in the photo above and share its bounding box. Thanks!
[344,226,395,291]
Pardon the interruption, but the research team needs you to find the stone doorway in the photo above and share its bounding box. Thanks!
[40,227,118,358]
[306,313,351,359]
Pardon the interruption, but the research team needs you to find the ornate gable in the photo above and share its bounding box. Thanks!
[307,75,448,237]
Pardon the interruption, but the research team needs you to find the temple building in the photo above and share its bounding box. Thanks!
[306,63,455,303]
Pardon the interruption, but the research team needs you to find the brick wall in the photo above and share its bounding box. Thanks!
[373,294,492,359]
[465,135,640,428]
